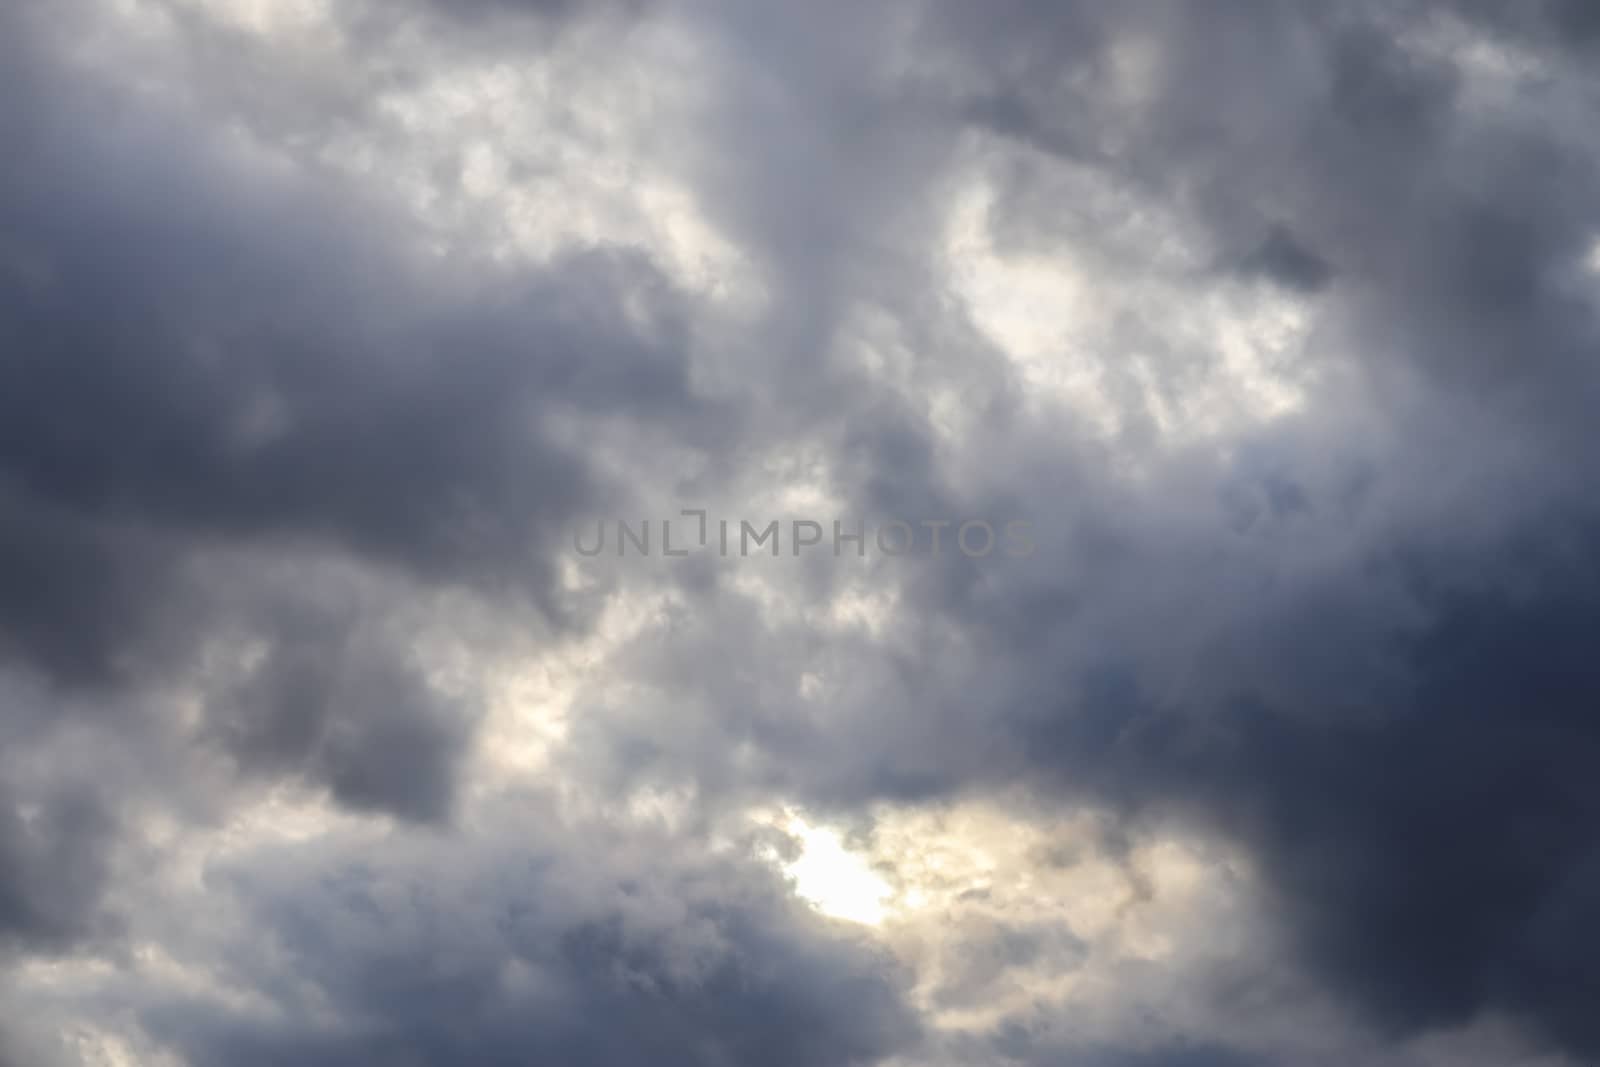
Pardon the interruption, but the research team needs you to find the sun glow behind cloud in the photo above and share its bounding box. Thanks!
[773,813,893,926]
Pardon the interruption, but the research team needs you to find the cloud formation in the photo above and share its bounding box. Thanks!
[2,0,1599,1064]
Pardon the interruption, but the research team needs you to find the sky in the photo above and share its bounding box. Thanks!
[2,0,1600,1064]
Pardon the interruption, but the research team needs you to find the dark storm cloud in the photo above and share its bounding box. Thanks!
[6,0,1600,1063]
[399,0,648,17]
[0,5,912,1064]
[0,0,716,693]
[554,0,1600,1060]
[330,0,656,61]
[1452,0,1600,51]
[0,0,731,849]
[885,0,1600,1057]
[1235,226,1334,293]
[977,1028,1269,1067]
[980,528,1600,1053]
[210,604,475,823]
[1211,551,1600,1051]
[0,780,113,948]
[0,485,176,685]
[136,817,918,1067]
[926,918,1087,1011]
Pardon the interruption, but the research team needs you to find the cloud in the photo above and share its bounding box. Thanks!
[547,0,1600,1058]
[125,810,919,1067]
[3,0,1600,1064]
[0,0,718,693]
[0,779,114,948]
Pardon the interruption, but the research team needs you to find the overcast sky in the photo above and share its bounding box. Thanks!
[3,1,1600,1064]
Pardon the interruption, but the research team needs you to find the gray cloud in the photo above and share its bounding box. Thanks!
[554,1,1600,1059]
[0,0,718,693]
[5,0,1600,1064]
[0,780,114,949]
[130,813,918,1067]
